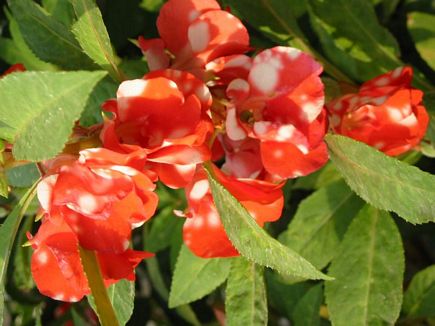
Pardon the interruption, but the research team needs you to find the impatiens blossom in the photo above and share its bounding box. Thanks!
[37,148,158,253]
[28,218,152,302]
[181,165,284,258]
[138,0,249,77]
[102,69,213,188]
[327,67,429,156]
[221,46,329,179]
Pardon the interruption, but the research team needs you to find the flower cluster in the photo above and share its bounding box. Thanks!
[27,0,429,302]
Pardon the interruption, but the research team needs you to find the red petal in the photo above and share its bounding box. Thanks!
[187,10,249,63]
[261,140,329,178]
[98,250,153,281]
[183,196,238,258]
[248,47,323,99]
[30,220,89,302]
[157,0,220,55]
[138,37,170,71]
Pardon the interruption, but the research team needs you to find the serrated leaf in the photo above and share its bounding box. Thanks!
[292,284,323,326]
[0,71,106,161]
[8,0,95,70]
[71,0,122,80]
[226,257,267,326]
[403,265,435,317]
[206,169,331,281]
[279,180,364,269]
[0,184,37,325]
[87,279,134,326]
[169,245,231,308]
[325,206,404,326]
[408,12,435,71]
[326,135,435,224]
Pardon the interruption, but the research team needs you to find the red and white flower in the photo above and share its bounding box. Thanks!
[138,0,249,78]
[221,46,328,179]
[327,67,429,156]
[37,148,158,253]
[101,69,214,188]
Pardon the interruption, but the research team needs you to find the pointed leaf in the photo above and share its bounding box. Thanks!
[8,0,95,70]
[169,245,232,308]
[326,135,435,224]
[71,0,122,80]
[206,169,331,281]
[226,257,268,326]
[0,71,106,161]
[403,265,435,318]
[325,205,404,326]
[279,180,364,269]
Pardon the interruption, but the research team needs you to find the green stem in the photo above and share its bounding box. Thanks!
[79,247,119,326]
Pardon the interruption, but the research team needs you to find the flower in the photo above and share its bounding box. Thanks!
[37,148,158,253]
[327,67,429,156]
[28,218,152,302]
[221,46,328,179]
[101,69,213,188]
[181,165,283,258]
[138,0,249,77]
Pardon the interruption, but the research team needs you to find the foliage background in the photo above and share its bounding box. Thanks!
[0,0,434,325]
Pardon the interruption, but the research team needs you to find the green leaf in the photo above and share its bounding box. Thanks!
[225,257,268,326]
[140,0,164,12]
[0,11,55,71]
[42,0,75,27]
[145,207,184,252]
[80,76,117,127]
[408,12,435,71]
[265,271,311,319]
[326,135,435,224]
[292,284,323,326]
[71,0,122,80]
[293,162,342,190]
[8,0,95,70]
[0,71,106,161]
[206,169,331,281]
[325,206,404,326]
[87,279,134,326]
[225,0,307,45]
[307,0,400,82]
[0,183,37,325]
[169,245,231,308]
[6,164,40,188]
[279,180,364,270]
[403,265,435,317]
[144,255,201,326]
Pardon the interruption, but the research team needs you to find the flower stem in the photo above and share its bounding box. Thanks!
[79,247,119,326]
